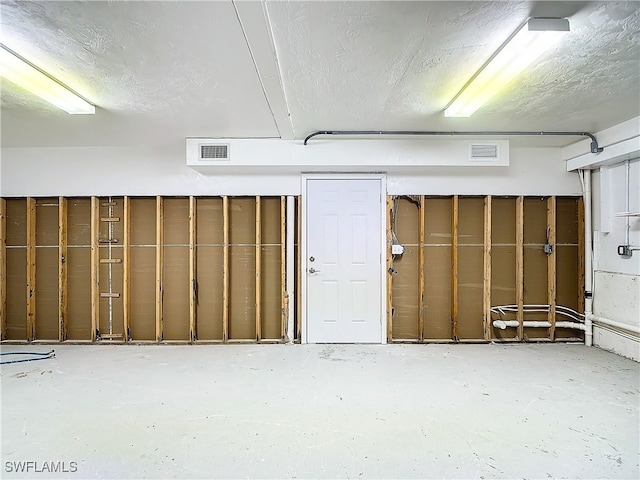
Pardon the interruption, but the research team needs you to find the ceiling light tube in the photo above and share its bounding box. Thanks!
[0,44,95,114]
[444,17,569,118]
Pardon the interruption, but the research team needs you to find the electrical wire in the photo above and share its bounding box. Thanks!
[0,350,55,365]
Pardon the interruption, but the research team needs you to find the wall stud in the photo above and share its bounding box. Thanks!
[90,196,99,341]
[280,196,286,340]
[483,195,492,341]
[58,197,68,341]
[123,196,130,342]
[516,196,524,341]
[222,196,229,342]
[451,195,459,341]
[547,196,557,341]
[189,196,197,343]
[0,198,6,340]
[155,196,163,342]
[26,198,36,341]
[255,196,262,341]
[386,196,393,342]
[418,195,425,342]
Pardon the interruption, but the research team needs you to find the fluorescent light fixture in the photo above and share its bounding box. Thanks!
[445,17,569,118]
[0,43,95,114]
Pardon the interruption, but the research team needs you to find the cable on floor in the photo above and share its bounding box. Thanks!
[0,350,55,365]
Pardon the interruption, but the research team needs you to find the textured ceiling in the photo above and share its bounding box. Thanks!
[1,0,639,148]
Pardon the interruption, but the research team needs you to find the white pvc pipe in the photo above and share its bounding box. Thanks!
[493,320,586,331]
[582,169,594,346]
[587,314,640,335]
[285,196,295,343]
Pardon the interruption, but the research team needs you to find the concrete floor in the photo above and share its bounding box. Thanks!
[1,343,638,480]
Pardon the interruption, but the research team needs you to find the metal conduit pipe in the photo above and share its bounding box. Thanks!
[303,130,605,153]
[582,169,594,346]
[587,314,640,336]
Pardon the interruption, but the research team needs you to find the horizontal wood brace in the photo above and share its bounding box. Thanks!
[100,217,121,222]
[100,292,121,298]
[100,258,122,264]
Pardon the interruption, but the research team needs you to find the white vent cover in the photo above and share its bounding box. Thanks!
[199,143,229,161]
[469,143,500,162]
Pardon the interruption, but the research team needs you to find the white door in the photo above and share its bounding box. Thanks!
[305,177,384,343]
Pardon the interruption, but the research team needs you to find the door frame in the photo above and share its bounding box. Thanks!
[301,173,387,344]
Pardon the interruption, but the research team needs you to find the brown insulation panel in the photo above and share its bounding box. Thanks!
[66,248,91,340]
[556,198,581,339]
[163,247,190,340]
[523,198,549,339]
[130,198,156,245]
[195,246,224,340]
[35,247,59,340]
[457,197,484,340]
[490,198,517,340]
[196,197,223,245]
[423,197,452,339]
[229,246,257,340]
[6,248,27,340]
[129,247,156,340]
[161,198,190,340]
[67,198,91,246]
[391,197,420,339]
[261,246,282,339]
[36,199,59,246]
[6,199,27,246]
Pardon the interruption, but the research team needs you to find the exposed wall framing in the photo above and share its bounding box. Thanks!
[1,195,291,344]
[1,194,583,344]
[388,195,584,343]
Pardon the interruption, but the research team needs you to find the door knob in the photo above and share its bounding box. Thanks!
[309,267,320,274]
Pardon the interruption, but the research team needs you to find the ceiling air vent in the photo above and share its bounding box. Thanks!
[469,143,500,162]
[199,143,229,161]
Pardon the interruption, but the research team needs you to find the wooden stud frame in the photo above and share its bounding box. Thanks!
[418,196,425,342]
[0,198,6,340]
[547,196,557,341]
[90,197,100,341]
[451,195,459,341]
[255,196,262,341]
[189,196,197,342]
[516,196,524,341]
[123,196,131,342]
[58,197,68,341]
[483,195,492,341]
[222,196,229,342]
[155,196,163,342]
[280,196,286,340]
[26,198,36,341]
[386,196,393,342]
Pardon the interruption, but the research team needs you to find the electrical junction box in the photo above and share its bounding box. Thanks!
[618,245,632,257]
[392,244,405,255]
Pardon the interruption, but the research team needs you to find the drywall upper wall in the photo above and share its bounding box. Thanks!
[591,158,640,361]
[0,143,579,197]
